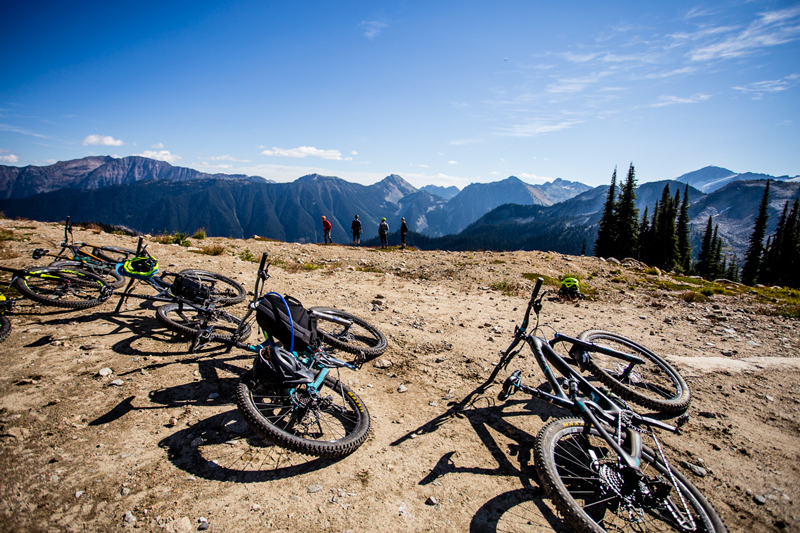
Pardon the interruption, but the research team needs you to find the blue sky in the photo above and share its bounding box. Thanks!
[1,1,799,188]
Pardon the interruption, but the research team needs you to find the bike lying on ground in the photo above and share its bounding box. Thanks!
[1,260,112,310]
[0,292,16,343]
[493,278,726,532]
[205,252,386,457]
[36,216,136,289]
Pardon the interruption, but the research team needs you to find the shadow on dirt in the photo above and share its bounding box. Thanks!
[158,410,340,483]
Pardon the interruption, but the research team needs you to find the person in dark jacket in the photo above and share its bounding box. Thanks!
[321,215,332,244]
[378,217,389,248]
[351,215,362,246]
[400,217,408,249]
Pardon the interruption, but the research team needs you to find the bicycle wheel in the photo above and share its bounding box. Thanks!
[49,260,125,289]
[155,302,251,342]
[236,370,370,458]
[308,307,387,357]
[177,269,246,305]
[578,330,690,415]
[535,417,728,533]
[0,315,10,343]
[14,267,110,309]
[93,245,136,263]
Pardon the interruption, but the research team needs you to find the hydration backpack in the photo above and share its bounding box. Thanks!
[256,293,318,352]
[171,274,211,303]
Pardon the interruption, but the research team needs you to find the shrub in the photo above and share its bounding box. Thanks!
[238,248,257,262]
[0,229,16,242]
[195,243,226,256]
[154,231,190,246]
[489,278,522,295]
[679,290,708,303]
[522,273,559,286]
[192,228,206,240]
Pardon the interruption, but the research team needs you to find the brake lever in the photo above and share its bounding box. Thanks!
[32,248,48,260]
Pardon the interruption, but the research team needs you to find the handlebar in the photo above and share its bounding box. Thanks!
[136,236,144,255]
[259,252,268,272]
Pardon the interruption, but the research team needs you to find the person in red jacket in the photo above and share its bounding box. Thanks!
[321,215,333,244]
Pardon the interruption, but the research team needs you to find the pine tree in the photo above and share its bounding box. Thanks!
[594,168,618,258]
[676,184,691,273]
[580,239,586,256]
[741,180,771,286]
[710,226,723,280]
[653,184,678,271]
[615,163,639,259]
[725,256,740,282]
[759,201,788,285]
[696,215,714,278]
[638,206,651,263]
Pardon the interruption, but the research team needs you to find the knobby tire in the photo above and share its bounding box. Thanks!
[308,307,387,357]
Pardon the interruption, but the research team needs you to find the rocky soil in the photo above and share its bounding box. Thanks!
[0,219,798,532]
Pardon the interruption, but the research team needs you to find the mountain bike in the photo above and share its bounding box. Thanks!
[492,278,726,532]
[0,292,16,343]
[110,237,249,343]
[205,253,383,457]
[34,216,136,289]
[0,262,112,310]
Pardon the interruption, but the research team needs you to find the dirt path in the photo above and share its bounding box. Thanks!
[0,220,798,532]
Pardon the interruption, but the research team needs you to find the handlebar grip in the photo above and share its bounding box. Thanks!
[531,277,544,301]
[65,216,70,226]
[259,252,268,271]
[136,236,144,255]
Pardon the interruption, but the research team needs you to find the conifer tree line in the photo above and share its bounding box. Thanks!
[594,164,692,273]
[741,180,800,288]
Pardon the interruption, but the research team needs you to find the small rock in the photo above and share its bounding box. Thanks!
[123,511,136,524]
[81,343,103,350]
[251,503,261,511]
[753,494,767,505]
[397,384,408,393]
[698,411,717,419]
[121,487,131,496]
[190,437,203,447]
[109,379,124,387]
[167,417,178,427]
[98,368,113,377]
[374,359,393,369]
[307,484,323,494]
[679,461,707,477]
[207,392,220,400]
[425,496,438,506]
[75,490,84,498]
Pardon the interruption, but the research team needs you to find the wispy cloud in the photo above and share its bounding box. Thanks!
[199,154,252,163]
[448,160,457,165]
[517,172,552,184]
[494,119,583,137]
[262,146,348,160]
[651,93,712,107]
[133,150,182,163]
[151,142,164,149]
[360,20,387,39]
[449,139,479,146]
[0,149,18,164]
[83,134,123,146]
[733,73,800,98]
[641,66,696,79]
[547,72,610,94]
[689,6,800,61]
[0,123,46,138]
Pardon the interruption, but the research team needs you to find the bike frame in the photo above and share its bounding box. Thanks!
[497,277,682,472]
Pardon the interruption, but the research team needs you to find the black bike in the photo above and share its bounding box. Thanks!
[493,278,726,533]
[208,253,382,457]
[1,261,112,310]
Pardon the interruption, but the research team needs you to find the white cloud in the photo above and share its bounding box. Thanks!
[197,161,233,170]
[199,154,252,162]
[262,146,344,160]
[83,134,123,146]
[351,150,358,156]
[151,142,164,149]
[361,20,387,39]
[733,73,800,97]
[651,94,712,107]
[0,123,46,138]
[494,119,583,137]
[689,6,800,61]
[448,161,457,165]
[134,150,182,163]
[0,149,18,164]
[449,139,479,146]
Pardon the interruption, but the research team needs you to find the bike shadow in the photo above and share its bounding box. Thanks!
[391,376,569,532]
[158,410,339,483]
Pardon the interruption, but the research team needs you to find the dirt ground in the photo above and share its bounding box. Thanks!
[0,219,798,533]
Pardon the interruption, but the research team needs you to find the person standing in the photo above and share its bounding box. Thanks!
[399,217,408,249]
[351,215,362,246]
[378,217,389,248]
[321,215,332,244]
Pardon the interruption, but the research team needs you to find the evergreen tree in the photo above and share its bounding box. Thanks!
[594,168,618,258]
[676,184,691,273]
[638,206,651,263]
[653,184,678,271]
[759,202,788,285]
[615,163,639,259]
[696,215,714,278]
[725,256,740,282]
[710,226,723,280]
[580,239,586,256]
[741,180,771,285]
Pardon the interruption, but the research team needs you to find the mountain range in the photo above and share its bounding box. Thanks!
[0,157,797,262]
